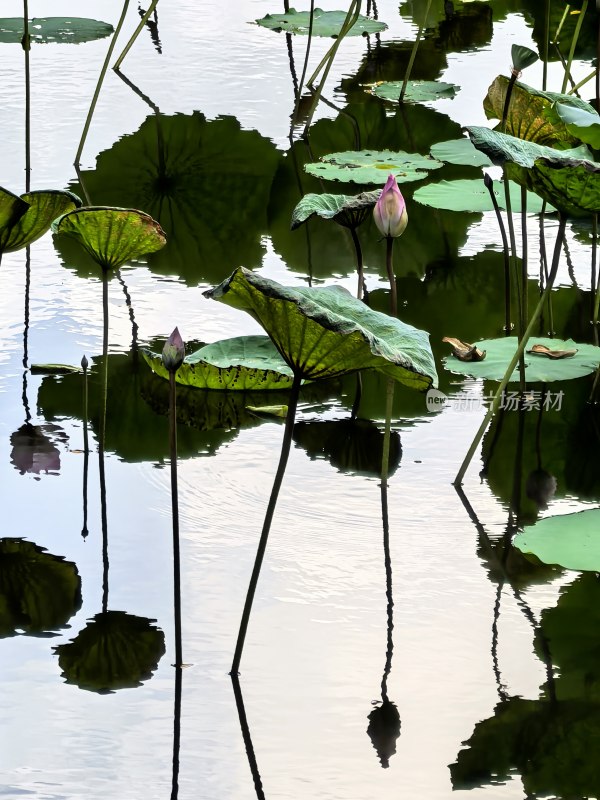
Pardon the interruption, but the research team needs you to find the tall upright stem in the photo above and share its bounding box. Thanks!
[561,0,588,94]
[231,372,303,675]
[82,355,90,539]
[169,370,183,669]
[399,0,433,103]
[379,379,395,702]
[350,225,364,299]
[454,216,567,486]
[23,0,31,192]
[484,175,511,332]
[100,271,110,613]
[113,0,159,70]
[386,237,397,316]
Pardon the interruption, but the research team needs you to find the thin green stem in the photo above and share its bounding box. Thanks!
[542,0,550,90]
[484,175,511,332]
[349,225,364,299]
[399,0,432,103]
[169,370,183,669]
[75,0,130,165]
[454,216,567,486]
[292,0,315,123]
[593,214,600,331]
[561,0,588,94]
[23,0,31,192]
[113,0,159,70]
[81,355,89,539]
[231,372,303,675]
[520,185,528,336]
[100,271,110,613]
[501,72,518,134]
[386,236,397,317]
[379,378,395,702]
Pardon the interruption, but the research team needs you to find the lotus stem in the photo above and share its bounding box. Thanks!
[399,0,433,103]
[567,69,595,95]
[561,0,588,94]
[502,173,525,387]
[386,236,397,317]
[113,0,159,70]
[82,355,89,539]
[231,371,303,675]
[554,5,570,43]
[349,225,365,299]
[306,0,359,88]
[542,0,550,90]
[454,215,567,486]
[483,174,511,332]
[169,370,183,669]
[75,0,131,165]
[100,270,110,613]
[23,0,31,192]
[171,659,183,800]
[520,186,528,336]
[292,0,315,120]
[500,71,518,135]
[593,214,600,330]
[231,676,266,799]
[379,378,395,702]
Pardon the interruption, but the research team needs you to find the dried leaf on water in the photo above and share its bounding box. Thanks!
[528,343,578,359]
[443,337,486,362]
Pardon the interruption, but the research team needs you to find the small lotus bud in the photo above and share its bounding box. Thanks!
[81,355,88,370]
[162,327,185,372]
[373,174,408,238]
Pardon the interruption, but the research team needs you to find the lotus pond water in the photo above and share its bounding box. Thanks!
[2,1,600,798]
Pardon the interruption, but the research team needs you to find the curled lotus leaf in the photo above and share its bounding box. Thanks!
[304,149,443,184]
[291,190,381,229]
[52,206,166,271]
[0,187,30,250]
[554,102,600,151]
[466,125,592,169]
[203,267,438,390]
[143,335,295,391]
[2,190,81,253]
[255,8,387,36]
[369,80,459,104]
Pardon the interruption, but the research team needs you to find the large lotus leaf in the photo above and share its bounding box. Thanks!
[2,190,81,253]
[52,207,166,271]
[255,8,387,36]
[451,697,600,796]
[143,335,294,391]
[291,190,381,229]
[483,76,594,148]
[65,112,280,284]
[0,17,114,44]
[539,575,600,702]
[304,150,443,184]
[0,539,81,638]
[204,268,438,390]
[444,336,600,382]
[554,102,600,150]
[54,611,165,693]
[514,509,600,572]
[413,178,550,213]
[429,138,492,167]
[369,80,459,103]
[0,187,30,250]
[466,125,592,169]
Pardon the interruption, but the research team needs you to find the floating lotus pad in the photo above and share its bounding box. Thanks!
[1,190,81,253]
[291,190,381,229]
[483,76,594,148]
[204,268,438,390]
[143,335,295,391]
[554,102,600,151]
[413,178,550,213]
[370,80,459,103]
[444,336,600,382]
[304,150,443,184]
[52,207,166,271]
[429,138,492,167]
[0,17,114,44]
[255,8,387,36]
[514,509,600,572]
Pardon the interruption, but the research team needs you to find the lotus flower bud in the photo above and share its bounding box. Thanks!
[162,327,185,372]
[373,174,408,238]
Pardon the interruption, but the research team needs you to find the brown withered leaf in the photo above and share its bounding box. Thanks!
[527,343,577,359]
[443,337,486,362]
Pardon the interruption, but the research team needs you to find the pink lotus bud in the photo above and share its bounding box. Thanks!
[373,174,408,238]
[162,327,185,372]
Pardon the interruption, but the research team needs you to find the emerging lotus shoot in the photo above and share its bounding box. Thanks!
[373,174,408,238]
[162,327,185,372]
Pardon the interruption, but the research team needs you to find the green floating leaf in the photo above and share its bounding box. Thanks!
[255,8,387,36]
[444,336,600,382]
[554,102,600,150]
[3,190,81,253]
[143,335,295,391]
[204,267,438,390]
[514,509,600,572]
[30,363,82,375]
[291,189,381,229]
[304,149,443,184]
[413,178,550,213]
[0,17,114,44]
[52,207,167,271]
[429,138,492,167]
[370,80,459,103]
[483,76,594,148]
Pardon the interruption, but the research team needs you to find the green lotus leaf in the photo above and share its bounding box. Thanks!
[554,102,600,150]
[413,178,550,213]
[511,44,538,72]
[255,8,387,36]
[0,17,114,44]
[0,538,82,638]
[444,336,600,382]
[0,186,30,250]
[304,149,443,184]
[203,268,438,390]
[143,335,295,391]
[2,190,81,253]
[52,207,166,271]
[370,80,459,103]
[466,125,592,168]
[514,509,600,572]
[54,611,165,693]
[483,76,594,147]
[429,138,492,167]
[291,189,381,229]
